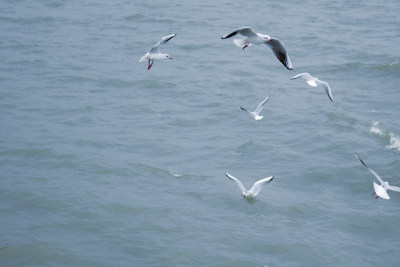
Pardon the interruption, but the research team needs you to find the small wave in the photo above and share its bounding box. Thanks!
[370,121,400,152]
[370,121,384,136]
[387,133,400,151]
[168,167,182,177]
[374,61,400,71]
[124,14,145,21]
[330,60,400,75]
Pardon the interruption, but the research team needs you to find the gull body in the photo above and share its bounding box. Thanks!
[221,27,293,70]
[139,34,176,70]
[225,172,274,199]
[355,153,400,200]
[291,72,333,101]
[240,96,269,121]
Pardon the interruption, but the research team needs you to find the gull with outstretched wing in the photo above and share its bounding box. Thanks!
[221,27,293,70]
[291,73,333,101]
[225,172,274,199]
[355,153,400,200]
[139,34,176,70]
[240,96,270,121]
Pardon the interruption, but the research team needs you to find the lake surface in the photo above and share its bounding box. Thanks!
[1,0,400,266]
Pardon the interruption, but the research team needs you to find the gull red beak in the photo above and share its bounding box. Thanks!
[169,57,173,60]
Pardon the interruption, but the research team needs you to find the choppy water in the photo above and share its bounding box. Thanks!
[1,0,400,266]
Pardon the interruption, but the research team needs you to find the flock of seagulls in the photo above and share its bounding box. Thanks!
[140,27,399,200]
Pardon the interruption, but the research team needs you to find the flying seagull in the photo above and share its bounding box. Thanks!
[139,34,176,70]
[225,172,274,199]
[290,73,333,101]
[240,96,270,120]
[354,153,400,199]
[221,27,293,70]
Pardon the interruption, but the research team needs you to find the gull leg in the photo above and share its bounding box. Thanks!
[242,43,249,50]
[375,196,379,199]
[147,59,153,70]
[372,192,376,195]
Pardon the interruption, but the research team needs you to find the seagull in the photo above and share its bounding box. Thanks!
[290,73,333,101]
[225,172,274,199]
[221,27,293,70]
[139,34,176,70]
[240,96,270,120]
[354,153,400,200]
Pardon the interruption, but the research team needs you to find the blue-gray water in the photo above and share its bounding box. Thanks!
[1,0,400,266]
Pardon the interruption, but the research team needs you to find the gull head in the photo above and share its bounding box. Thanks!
[263,35,271,41]
[382,181,390,188]
[165,54,173,60]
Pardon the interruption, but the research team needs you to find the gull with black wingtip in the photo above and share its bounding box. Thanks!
[240,96,270,121]
[221,27,293,70]
[225,172,274,199]
[355,153,400,200]
[291,72,333,101]
[139,34,176,70]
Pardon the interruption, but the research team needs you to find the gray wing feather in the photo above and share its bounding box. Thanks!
[291,73,314,80]
[221,27,258,39]
[150,34,176,53]
[388,185,400,192]
[315,80,333,101]
[225,173,246,194]
[266,38,293,70]
[249,176,274,196]
[355,153,385,184]
[254,96,270,115]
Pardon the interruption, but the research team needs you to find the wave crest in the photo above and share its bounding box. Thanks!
[370,121,400,152]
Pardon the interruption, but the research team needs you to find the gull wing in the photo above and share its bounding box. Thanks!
[249,176,274,196]
[265,38,293,70]
[355,153,385,184]
[221,27,258,39]
[254,96,270,116]
[225,173,246,194]
[374,182,390,199]
[291,73,314,80]
[290,73,317,86]
[150,34,176,53]
[315,80,333,101]
[240,106,250,113]
[139,53,148,62]
[387,185,400,192]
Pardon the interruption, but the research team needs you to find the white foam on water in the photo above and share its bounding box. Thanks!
[387,133,400,151]
[370,121,400,152]
[169,167,182,177]
[370,121,384,136]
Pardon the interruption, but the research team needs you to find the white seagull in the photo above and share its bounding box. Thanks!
[221,27,293,70]
[290,73,333,101]
[225,172,274,199]
[240,96,270,121]
[355,153,400,200]
[139,34,176,70]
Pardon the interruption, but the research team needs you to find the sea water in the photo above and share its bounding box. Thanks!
[1,0,400,266]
